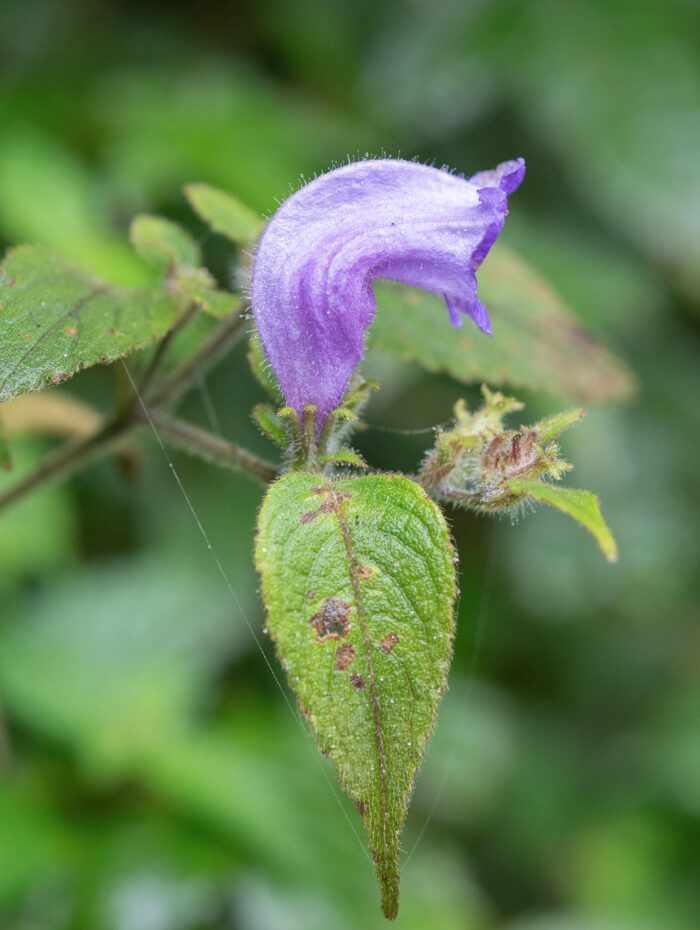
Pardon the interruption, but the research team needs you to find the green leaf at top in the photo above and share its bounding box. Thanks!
[184,183,263,246]
[371,247,636,405]
[0,246,180,401]
[173,266,240,319]
[506,478,618,563]
[256,472,456,919]
[129,214,202,271]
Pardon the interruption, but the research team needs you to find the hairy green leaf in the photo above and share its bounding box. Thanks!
[371,247,636,404]
[0,246,179,400]
[256,472,456,919]
[252,404,289,448]
[533,408,585,442]
[184,183,263,246]
[319,448,367,468]
[506,479,618,563]
[130,214,202,271]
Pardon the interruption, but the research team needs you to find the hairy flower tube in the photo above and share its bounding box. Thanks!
[251,157,525,432]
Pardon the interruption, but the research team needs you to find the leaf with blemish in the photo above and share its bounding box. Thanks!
[256,472,456,919]
[0,246,179,400]
[371,246,636,404]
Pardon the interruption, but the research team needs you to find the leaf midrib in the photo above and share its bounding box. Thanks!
[326,481,387,844]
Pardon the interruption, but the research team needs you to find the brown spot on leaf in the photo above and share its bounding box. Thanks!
[310,597,350,642]
[106,327,116,334]
[65,327,78,337]
[306,590,316,601]
[300,500,334,524]
[355,564,371,580]
[51,372,69,384]
[335,642,356,670]
[356,800,367,817]
[350,673,366,691]
[380,632,399,654]
[8,279,15,286]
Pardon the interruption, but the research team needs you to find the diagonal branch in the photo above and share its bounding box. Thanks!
[143,411,278,485]
[0,416,130,512]
[146,303,247,409]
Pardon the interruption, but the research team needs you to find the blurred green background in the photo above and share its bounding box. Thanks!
[1,1,699,928]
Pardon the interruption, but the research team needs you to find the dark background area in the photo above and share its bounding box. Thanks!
[1,1,699,928]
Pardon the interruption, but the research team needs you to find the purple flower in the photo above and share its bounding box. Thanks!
[252,157,524,430]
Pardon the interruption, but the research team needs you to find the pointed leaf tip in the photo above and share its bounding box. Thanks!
[506,479,618,562]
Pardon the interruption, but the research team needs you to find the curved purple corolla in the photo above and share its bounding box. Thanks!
[252,157,524,429]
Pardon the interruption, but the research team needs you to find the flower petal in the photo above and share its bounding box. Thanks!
[252,157,524,427]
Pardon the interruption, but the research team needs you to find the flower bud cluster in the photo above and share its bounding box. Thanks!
[420,386,583,514]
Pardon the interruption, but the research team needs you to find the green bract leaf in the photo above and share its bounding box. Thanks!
[533,408,585,442]
[0,246,179,400]
[184,183,263,246]
[371,247,636,404]
[173,266,239,318]
[506,479,618,563]
[419,389,617,563]
[256,472,456,919]
[252,404,289,448]
[319,448,368,468]
[130,214,202,271]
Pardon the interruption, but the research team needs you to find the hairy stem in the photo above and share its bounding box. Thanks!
[147,303,247,408]
[0,417,130,512]
[138,302,200,396]
[143,412,278,484]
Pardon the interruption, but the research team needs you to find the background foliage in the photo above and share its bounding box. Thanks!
[1,1,699,928]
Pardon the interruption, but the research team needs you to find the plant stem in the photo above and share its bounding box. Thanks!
[138,302,200,396]
[147,304,247,408]
[0,417,130,512]
[143,412,278,484]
